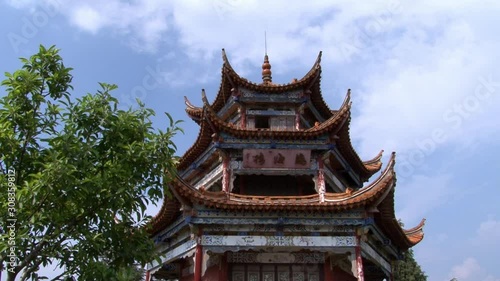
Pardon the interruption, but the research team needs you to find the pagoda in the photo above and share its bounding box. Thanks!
[146,50,425,281]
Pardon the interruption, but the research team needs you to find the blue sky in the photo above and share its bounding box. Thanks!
[1,1,499,280]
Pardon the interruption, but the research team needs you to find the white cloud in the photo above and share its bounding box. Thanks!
[477,218,500,240]
[449,257,481,281]
[473,218,500,250]
[448,257,500,281]
[351,18,499,157]
[6,0,173,52]
[394,173,452,226]
[71,5,105,34]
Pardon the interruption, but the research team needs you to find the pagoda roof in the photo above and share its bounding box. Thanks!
[202,88,352,139]
[151,152,423,250]
[148,195,181,235]
[175,152,397,211]
[184,50,333,123]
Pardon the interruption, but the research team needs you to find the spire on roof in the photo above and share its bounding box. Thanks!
[262,54,272,84]
[262,32,272,84]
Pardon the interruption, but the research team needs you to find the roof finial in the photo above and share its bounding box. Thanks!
[262,31,272,84]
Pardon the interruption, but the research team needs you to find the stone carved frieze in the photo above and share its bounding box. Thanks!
[201,235,357,248]
[240,89,302,99]
[246,109,296,116]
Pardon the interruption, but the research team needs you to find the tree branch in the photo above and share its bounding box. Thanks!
[19,258,43,281]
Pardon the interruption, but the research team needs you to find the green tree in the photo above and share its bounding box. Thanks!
[393,249,427,281]
[0,45,182,280]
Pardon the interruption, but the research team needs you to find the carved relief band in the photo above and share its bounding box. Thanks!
[201,235,356,248]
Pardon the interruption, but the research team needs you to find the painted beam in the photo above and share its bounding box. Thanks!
[239,96,305,104]
[202,224,356,233]
[179,144,217,177]
[246,109,296,116]
[155,217,188,242]
[216,142,332,150]
[217,97,238,118]
[195,209,365,218]
[191,217,366,226]
[365,225,399,258]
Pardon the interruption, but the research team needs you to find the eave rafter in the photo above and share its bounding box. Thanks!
[176,105,215,172]
[374,188,426,250]
[148,195,181,235]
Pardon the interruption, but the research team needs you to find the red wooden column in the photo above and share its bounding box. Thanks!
[317,157,326,202]
[219,252,229,281]
[193,229,203,281]
[324,256,333,281]
[222,155,230,193]
[295,109,301,130]
[355,236,365,281]
[390,261,395,281]
[240,106,246,128]
[145,270,151,281]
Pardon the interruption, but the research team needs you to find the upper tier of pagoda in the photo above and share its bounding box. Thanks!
[179,50,381,181]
